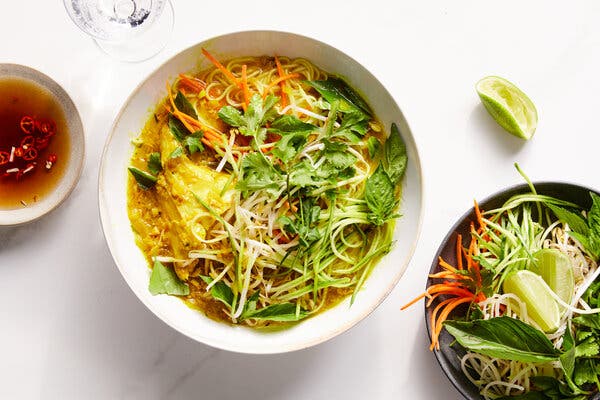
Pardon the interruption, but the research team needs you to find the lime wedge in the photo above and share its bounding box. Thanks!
[532,249,574,308]
[503,270,560,332]
[476,76,538,139]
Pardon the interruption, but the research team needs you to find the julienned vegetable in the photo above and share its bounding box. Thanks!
[127,51,407,328]
[403,168,600,399]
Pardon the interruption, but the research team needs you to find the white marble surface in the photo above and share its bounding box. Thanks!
[1,1,599,398]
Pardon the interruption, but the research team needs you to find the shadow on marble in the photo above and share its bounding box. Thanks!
[468,105,528,156]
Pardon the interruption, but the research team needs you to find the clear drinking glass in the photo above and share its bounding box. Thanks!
[63,0,174,62]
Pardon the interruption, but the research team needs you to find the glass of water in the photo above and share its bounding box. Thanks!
[63,0,174,62]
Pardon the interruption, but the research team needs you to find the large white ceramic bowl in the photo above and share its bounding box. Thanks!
[99,30,423,354]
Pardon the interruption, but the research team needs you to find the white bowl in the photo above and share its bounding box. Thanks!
[0,64,85,226]
[99,30,423,354]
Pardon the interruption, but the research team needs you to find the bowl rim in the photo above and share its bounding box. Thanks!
[425,180,600,399]
[98,29,425,353]
[0,63,85,226]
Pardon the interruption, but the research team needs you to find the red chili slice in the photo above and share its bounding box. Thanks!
[21,136,35,150]
[37,119,56,137]
[22,148,38,161]
[20,116,36,134]
[14,147,23,158]
[0,151,9,166]
[35,137,50,150]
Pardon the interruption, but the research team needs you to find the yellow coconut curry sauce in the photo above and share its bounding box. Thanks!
[127,53,406,327]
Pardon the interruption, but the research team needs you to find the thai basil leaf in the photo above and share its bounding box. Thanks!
[243,302,307,322]
[200,276,234,308]
[168,114,188,142]
[444,317,561,363]
[128,167,157,190]
[149,259,189,295]
[497,392,547,400]
[174,90,198,119]
[306,77,372,117]
[241,291,260,317]
[365,164,396,226]
[384,123,407,185]
[147,152,162,175]
[588,192,600,258]
[547,204,589,236]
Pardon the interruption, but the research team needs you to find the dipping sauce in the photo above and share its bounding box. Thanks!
[0,78,70,209]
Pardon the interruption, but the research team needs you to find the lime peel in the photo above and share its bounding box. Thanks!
[476,76,538,140]
[503,270,560,333]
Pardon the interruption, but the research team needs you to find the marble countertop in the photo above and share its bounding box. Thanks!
[2,1,599,398]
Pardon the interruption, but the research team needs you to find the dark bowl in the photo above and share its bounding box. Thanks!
[426,181,600,400]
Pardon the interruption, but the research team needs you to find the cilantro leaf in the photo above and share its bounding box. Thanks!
[365,164,396,226]
[174,90,198,119]
[268,116,318,163]
[278,198,322,247]
[217,105,245,127]
[237,152,283,196]
[367,137,380,159]
[149,259,189,296]
[272,132,309,163]
[321,139,356,170]
[218,94,279,144]
[336,110,369,139]
[288,159,321,187]
[147,152,162,175]
[184,131,204,154]
[169,147,183,159]
[269,115,317,134]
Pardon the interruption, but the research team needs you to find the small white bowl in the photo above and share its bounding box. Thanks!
[0,64,85,226]
[99,31,424,354]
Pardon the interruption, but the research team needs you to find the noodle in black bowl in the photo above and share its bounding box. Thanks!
[427,182,600,400]
[99,31,423,353]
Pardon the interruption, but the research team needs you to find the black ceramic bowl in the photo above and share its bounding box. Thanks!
[426,181,600,400]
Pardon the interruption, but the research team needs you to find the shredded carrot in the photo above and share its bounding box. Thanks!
[429,298,456,350]
[241,64,250,111]
[402,231,487,351]
[274,56,288,108]
[201,48,241,87]
[456,233,463,270]
[474,200,486,231]
[431,297,474,350]
[438,257,458,273]
[178,73,206,93]
[263,73,300,100]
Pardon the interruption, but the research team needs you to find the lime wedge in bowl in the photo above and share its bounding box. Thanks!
[503,270,560,333]
[476,76,538,139]
[532,248,574,308]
